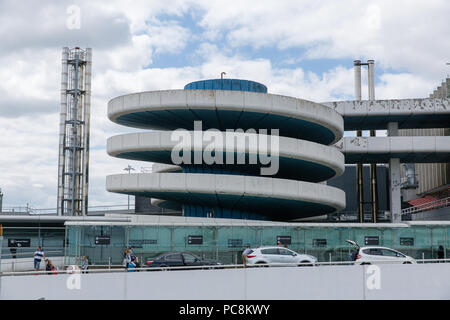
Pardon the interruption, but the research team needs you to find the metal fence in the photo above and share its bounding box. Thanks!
[2,258,450,277]
[401,197,450,215]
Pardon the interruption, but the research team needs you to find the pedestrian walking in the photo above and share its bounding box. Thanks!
[437,244,445,261]
[81,256,89,273]
[242,244,252,268]
[124,248,132,269]
[33,246,45,271]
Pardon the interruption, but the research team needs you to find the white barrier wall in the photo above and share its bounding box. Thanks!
[2,263,450,300]
[1,257,65,273]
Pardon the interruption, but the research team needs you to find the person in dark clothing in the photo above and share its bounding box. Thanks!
[45,259,57,275]
[129,246,140,270]
[349,249,358,262]
[10,248,17,259]
[437,244,445,261]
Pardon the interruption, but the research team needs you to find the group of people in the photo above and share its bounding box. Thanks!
[33,246,56,274]
[123,246,140,271]
[33,246,89,274]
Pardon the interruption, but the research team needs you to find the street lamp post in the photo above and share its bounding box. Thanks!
[123,165,135,210]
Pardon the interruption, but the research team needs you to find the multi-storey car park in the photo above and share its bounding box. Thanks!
[106,78,450,223]
[106,79,346,221]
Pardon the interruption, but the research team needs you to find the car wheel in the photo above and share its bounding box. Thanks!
[360,262,371,265]
[298,260,313,267]
[256,262,268,267]
[160,264,168,271]
[403,261,412,264]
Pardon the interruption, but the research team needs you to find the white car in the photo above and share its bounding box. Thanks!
[346,240,416,265]
[245,246,317,266]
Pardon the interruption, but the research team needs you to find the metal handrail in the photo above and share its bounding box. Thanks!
[1,250,64,259]
[1,203,135,215]
[2,258,450,277]
[402,197,450,215]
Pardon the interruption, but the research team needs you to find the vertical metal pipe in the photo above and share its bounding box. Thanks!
[368,60,375,100]
[71,53,80,216]
[368,60,378,223]
[354,60,364,223]
[57,47,69,216]
[354,60,362,101]
[82,48,92,216]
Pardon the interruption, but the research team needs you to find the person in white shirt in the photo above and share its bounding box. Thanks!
[242,244,252,268]
[33,246,45,271]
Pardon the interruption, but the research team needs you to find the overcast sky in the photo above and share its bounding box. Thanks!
[0,0,449,209]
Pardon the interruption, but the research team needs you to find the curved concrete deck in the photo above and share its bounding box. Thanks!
[107,131,345,182]
[108,90,343,145]
[106,173,346,220]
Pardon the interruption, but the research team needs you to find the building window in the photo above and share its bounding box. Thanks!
[400,237,414,246]
[277,236,291,245]
[228,239,243,248]
[313,239,327,247]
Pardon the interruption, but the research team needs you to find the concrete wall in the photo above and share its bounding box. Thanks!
[398,78,450,196]
[2,263,450,300]
[411,206,450,221]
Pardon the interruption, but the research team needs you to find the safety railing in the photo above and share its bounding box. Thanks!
[401,197,450,215]
[2,258,450,277]
[1,250,64,259]
[0,203,135,215]
[0,252,65,273]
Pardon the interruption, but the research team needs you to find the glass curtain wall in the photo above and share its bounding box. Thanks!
[66,224,450,266]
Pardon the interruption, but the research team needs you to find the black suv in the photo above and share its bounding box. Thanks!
[146,252,221,270]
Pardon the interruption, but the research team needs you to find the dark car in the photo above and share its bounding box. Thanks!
[146,252,221,270]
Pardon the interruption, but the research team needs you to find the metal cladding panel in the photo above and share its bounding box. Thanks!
[184,79,267,93]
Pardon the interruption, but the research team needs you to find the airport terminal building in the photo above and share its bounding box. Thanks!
[2,77,450,270]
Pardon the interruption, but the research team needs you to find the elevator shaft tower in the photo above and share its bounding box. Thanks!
[57,47,92,216]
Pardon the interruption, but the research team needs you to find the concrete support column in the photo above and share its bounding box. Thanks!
[388,122,401,223]
[368,60,378,223]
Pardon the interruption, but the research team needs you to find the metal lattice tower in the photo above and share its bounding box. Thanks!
[57,47,92,216]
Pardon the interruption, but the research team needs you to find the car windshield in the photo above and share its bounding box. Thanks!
[165,253,182,261]
[261,248,278,255]
[278,248,294,255]
[182,253,198,263]
[381,249,405,257]
[363,248,382,256]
